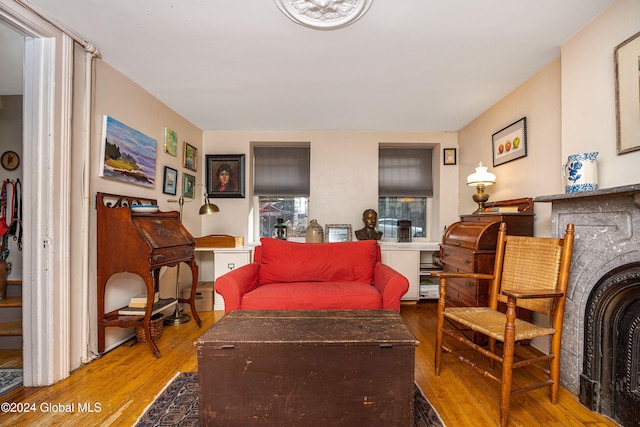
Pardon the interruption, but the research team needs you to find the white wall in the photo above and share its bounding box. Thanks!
[86,60,204,353]
[458,59,561,236]
[459,0,640,238]
[202,130,460,243]
[561,0,640,188]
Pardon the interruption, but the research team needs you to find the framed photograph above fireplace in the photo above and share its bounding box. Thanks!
[614,30,640,154]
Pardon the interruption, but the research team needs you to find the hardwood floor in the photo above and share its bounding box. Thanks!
[0,303,619,426]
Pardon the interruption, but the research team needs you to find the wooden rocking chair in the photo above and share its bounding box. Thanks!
[432,222,574,426]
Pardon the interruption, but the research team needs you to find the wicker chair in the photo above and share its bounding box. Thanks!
[431,222,574,427]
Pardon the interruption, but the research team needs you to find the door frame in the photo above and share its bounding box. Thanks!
[1,1,73,386]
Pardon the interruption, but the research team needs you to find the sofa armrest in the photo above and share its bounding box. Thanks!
[373,263,409,313]
[215,263,261,314]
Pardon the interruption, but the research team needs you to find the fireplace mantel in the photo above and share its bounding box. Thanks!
[535,183,640,204]
[534,184,640,398]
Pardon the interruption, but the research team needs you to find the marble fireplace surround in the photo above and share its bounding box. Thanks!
[535,184,640,395]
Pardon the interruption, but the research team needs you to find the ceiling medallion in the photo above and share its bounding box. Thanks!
[274,0,374,30]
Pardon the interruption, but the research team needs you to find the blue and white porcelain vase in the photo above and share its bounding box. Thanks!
[562,152,599,193]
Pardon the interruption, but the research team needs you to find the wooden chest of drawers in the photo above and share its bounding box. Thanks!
[440,213,534,343]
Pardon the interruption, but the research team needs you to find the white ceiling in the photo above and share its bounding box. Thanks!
[8,0,615,131]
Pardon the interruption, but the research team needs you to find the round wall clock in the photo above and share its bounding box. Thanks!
[1,151,20,171]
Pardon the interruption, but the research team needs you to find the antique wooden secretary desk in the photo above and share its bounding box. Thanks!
[96,192,201,357]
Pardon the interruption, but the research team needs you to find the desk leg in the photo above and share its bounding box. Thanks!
[144,276,161,358]
[188,259,202,327]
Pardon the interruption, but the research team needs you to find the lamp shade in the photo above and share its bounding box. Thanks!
[199,195,219,215]
[467,162,496,186]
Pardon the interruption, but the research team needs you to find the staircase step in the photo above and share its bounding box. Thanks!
[0,322,22,336]
[0,297,21,308]
[4,280,22,298]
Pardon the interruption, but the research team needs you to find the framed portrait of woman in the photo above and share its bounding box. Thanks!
[205,154,245,198]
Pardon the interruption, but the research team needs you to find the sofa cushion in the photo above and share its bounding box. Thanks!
[258,238,378,285]
[240,282,383,311]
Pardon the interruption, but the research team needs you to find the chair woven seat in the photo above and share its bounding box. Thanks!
[444,307,556,341]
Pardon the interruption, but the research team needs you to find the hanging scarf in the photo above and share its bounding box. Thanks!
[8,179,22,251]
[0,180,13,238]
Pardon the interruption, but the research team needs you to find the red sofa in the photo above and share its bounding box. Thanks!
[215,238,409,313]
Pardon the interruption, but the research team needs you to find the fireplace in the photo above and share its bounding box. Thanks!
[536,184,640,426]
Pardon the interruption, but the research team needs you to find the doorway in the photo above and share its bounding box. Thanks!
[0,2,76,386]
[0,18,25,387]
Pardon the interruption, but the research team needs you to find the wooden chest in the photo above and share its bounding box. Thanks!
[440,213,534,343]
[196,310,418,427]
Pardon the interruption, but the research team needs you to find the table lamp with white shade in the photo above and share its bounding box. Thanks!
[467,162,496,214]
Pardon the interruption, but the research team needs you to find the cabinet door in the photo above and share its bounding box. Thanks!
[213,250,252,310]
[381,250,419,300]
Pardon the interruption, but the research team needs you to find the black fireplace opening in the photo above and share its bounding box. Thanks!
[579,262,640,427]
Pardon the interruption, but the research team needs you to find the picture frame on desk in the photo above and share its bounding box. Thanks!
[326,224,352,242]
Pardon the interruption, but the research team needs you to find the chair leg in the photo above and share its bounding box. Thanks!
[500,300,518,427]
[549,334,561,404]
[435,279,447,376]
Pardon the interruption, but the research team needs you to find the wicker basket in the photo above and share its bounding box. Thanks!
[136,313,164,343]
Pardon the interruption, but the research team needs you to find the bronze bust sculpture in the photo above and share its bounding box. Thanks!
[355,209,383,241]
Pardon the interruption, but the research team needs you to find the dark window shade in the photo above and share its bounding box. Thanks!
[254,146,310,196]
[379,147,433,197]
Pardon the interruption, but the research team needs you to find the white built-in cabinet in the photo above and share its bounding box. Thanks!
[195,247,253,311]
[380,242,441,301]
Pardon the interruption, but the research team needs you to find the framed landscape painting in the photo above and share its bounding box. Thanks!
[100,115,157,188]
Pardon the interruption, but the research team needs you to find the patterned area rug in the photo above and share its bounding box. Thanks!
[136,372,444,426]
[0,368,23,397]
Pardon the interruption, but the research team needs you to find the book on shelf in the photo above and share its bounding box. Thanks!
[118,298,177,316]
[128,292,160,308]
[484,206,520,213]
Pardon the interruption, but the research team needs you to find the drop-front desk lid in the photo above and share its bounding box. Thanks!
[131,213,194,249]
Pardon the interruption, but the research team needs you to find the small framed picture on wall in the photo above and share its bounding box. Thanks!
[182,172,196,198]
[443,148,457,165]
[183,142,198,171]
[163,166,178,195]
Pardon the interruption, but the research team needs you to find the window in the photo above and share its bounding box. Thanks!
[254,145,310,238]
[378,146,433,240]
